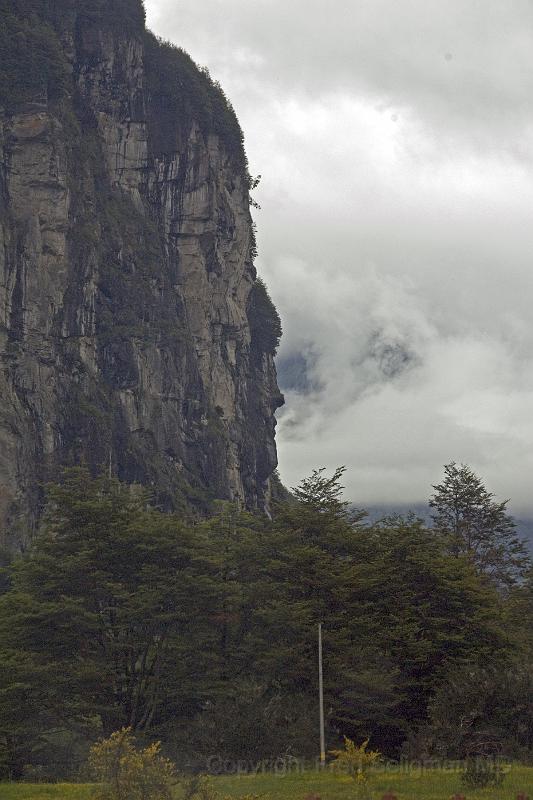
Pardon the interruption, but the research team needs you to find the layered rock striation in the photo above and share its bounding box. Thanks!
[0,0,283,547]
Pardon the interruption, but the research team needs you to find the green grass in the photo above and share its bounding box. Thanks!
[210,767,532,800]
[1,767,532,799]
[0,785,94,799]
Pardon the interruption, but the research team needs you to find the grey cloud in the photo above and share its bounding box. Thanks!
[146,0,533,516]
[146,0,533,144]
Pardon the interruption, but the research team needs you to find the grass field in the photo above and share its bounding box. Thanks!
[212,767,533,799]
[0,786,93,799]
[1,767,532,800]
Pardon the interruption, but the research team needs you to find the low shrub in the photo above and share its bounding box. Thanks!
[89,727,177,800]
[460,757,506,789]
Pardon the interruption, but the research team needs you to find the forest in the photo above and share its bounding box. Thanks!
[0,464,531,781]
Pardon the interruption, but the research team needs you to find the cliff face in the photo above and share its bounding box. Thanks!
[0,0,283,548]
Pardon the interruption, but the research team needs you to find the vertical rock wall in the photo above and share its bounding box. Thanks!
[0,1,283,548]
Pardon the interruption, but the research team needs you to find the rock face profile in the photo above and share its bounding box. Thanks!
[0,0,283,548]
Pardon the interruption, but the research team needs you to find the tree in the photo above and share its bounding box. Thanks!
[429,462,530,588]
[423,663,533,760]
[241,468,400,756]
[247,470,510,756]
[292,466,350,517]
[504,566,533,657]
[360,517,511,751]
[0,465,524,774]
[0,470,227,775]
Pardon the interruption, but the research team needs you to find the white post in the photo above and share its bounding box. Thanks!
[318,622,325,766]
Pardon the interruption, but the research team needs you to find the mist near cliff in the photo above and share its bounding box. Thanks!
[145,0,533,515]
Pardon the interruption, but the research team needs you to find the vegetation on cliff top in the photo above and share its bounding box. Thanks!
[0,1,148,108]
[0,1,69,109]
[0,0,248,173]
[143,32,248,172]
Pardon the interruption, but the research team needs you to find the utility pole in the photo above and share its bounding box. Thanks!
[318,621,326,767]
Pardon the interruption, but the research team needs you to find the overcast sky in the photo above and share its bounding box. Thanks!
[145,0,533,515]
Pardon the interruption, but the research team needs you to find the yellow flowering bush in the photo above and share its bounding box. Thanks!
[183,775,220,800]
[329,737,381,798]
[89,727,177,800]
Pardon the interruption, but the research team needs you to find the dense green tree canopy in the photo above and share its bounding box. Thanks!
[0,465,530,778]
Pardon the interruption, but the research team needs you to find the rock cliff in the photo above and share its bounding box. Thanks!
[0,0,283,548]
